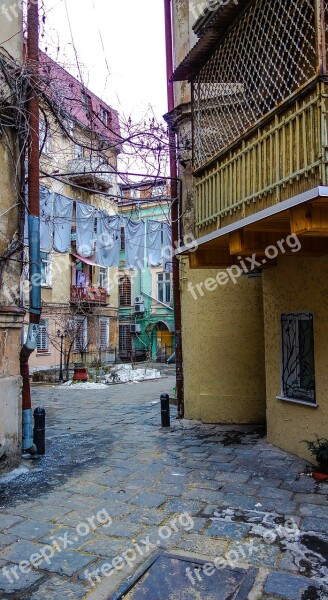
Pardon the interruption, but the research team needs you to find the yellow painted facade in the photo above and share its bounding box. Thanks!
[263,256,328,462]
[0,7,24,469]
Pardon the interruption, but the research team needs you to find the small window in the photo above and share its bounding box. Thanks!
[120,226,125,251]
[119,324,131,354]
[281,313,316,404]
[119,275,131,306]
[41,252,52,287]
[75,144,83,159]
[157,272,171,305]
[98,267,109,291]
[100,107,111,126]
[82,91,92,115]
[99,317,110,350]
[37,319,49,353]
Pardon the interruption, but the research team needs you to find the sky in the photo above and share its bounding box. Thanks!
[41,0,168,124]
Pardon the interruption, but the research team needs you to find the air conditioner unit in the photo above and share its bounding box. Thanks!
[135,296,144,304]
[130,324,141,334]
[135,304,145,314]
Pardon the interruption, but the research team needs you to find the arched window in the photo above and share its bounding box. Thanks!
[119,275,132,306]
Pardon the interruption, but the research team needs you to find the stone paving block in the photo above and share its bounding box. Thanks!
[38,549,96,577]
[280,479,317,493]
[252,497,298,515]
[264,570,328,599]
[301,517,328,534]
[163,498,206,516]
[293,493,328,506]
[298,503,328,519]
[131,493,169,509]
[0,564,43,594]
[123,508,169,527]
[177,533,227,558]
[0,539,43,563]
[100,520,143,539]
[30,576,87,600]
[63,482,109,497]
[6,519,55,541]
[0,533,18,547]
[7,503,73,524]
[183,489,226,504]
[79,535,126,558]
[220,493,260,511]
[206,521,251,540]
[0,514,24,532]
[229,540,281,568]
[215,472,251,484]
[98,489,134,503]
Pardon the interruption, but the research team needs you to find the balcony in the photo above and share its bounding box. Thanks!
[194,82,328,235]
[67,158,116,193]
[70,285,108,305]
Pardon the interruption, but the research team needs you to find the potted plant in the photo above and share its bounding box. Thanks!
[304,437,328,481]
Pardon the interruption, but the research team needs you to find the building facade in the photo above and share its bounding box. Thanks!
[27,53,121,376]
[118,180,175,362]
[169,0,328,462]
[0,5,25,469]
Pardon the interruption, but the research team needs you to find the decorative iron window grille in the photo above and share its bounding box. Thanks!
[192,0,317,169]
[281,313,316,403]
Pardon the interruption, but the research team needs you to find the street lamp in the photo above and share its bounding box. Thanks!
[57,329,68,382]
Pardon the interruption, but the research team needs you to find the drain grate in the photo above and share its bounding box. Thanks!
[111,552,258,600]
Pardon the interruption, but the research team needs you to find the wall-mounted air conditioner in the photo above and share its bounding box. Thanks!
[135,296,144,304]
[135,304,145,313]
[130,324,141,334]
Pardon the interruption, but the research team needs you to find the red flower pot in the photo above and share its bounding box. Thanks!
[312,472,328,482]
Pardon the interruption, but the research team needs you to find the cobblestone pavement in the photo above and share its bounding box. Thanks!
[0,377,327,599]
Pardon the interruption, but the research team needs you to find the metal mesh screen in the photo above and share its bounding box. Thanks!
[193,0,317,169]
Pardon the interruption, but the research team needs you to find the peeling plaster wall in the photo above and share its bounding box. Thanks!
[263,256,328,463]
[181,262,266,423]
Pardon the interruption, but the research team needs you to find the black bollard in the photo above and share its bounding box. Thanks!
[33,407,46,455]
[161,393,170,428]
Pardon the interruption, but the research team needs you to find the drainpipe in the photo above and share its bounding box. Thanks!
[164,0,184,418]
[21,0,41,453]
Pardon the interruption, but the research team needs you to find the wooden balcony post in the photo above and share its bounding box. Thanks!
[315,0,327,75]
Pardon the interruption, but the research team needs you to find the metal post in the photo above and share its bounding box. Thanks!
[161,393,171,427]
[59,334,64,382]
[33,407,46,455]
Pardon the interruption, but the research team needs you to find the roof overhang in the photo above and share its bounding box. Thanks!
[177,187,328,268]
[173,0,250,82]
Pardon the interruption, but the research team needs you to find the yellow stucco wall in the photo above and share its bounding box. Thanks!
[263,255,328,463]
[181,260,266,423]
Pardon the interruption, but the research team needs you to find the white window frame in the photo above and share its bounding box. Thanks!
[40,252,52,287]
[99,317,110,350]
[98,267,109,292]
[157,272,172,305]
[74,317,88,352]
[37,319,49,353]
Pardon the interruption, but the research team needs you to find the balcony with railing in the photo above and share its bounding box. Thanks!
[182,0,328,236]
[67,157,116,193]
[70,285,108,305]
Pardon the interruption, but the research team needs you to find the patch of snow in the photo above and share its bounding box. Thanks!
[61,382,109,390]
[103,365,161,384]
[0,466,29,483]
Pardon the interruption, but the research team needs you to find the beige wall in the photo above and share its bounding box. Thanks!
[0,2,23,61]
[263,255,328,463]
[181,260,266,423]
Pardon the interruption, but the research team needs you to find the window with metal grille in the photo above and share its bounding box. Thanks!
[37,319,49,353]
[157,272,171,305]
[281,313,316,404]
[74,317,88,352]
[98,267,109,291]
[120,226,125,251]
[119,324,131,353]
[192,0,317,168]
[119,275,131,306]
[99,317,110,350]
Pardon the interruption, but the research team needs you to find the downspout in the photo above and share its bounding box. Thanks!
[21,0,41,453]
[164,0,184,418]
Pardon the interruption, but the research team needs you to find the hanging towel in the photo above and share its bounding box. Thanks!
[53,193,73,253]
[96,212,120,267]
[146,220,162,266]
[162,222,173,272]
[40,187,53,251]
[125,218,145,269]
[76,202,95,257]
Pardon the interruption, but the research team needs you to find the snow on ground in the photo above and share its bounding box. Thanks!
[61,382,109,390]
[104,364,161,384]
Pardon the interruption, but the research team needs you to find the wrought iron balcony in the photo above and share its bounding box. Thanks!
[67,158,116,193]
[70,285,108,305]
